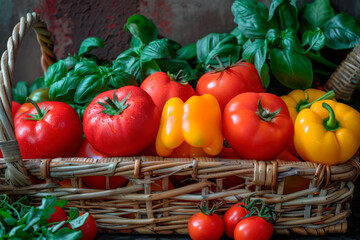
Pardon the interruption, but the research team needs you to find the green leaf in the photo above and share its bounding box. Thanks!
[108,71,135,89]
[254,41,270,88]
[125,14,158,45]
[280,28,304,53]
[78,37,105,56]
[302,28,326,52]
[299,0,335,32]
[265,28,282,48]
[113,48,143,83]
[196,33,240,67]
[156,59,193,74]
[176,43,197,61]
[269,48,313,89]
[322,13,360,50]
[68,212,89,229]
[12,81,29,104]
[29,77,46,94]
[49,75,80,102]
[242,39,265,63]
[74,75,107,104]
[8,224,25,237]
[268,0,299,32]
[74,61,99,76]
[230,27,248,45]
[232,0,276,38]
[140,38,181,63]
[68,208,80,221]
[44,60,68,87]
[46,227,83,240]
[56,199,67,209]
[140,60,162,79]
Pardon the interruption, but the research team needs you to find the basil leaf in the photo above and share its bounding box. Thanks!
[230,27,248,45]
[44,60,68,87]
[141,60,161,78]
[12,81,29,104]
[115,56,142,84]
[268,0,299,32]
[68,208,80,221]
[74,75,107,104]
[196,33,240,67]
[232,0,276,38]
[108,71,135,89]
[74,61,99,76]
[176,43,197,61]
[156,59,193,74]
[29,77,45,94]
[125,14,158,45]
[322,13,360,50]
[242,39,265,62]
[140,38,181,63]
[281,28,304,53]
[68,212,89,229]
[269,48,313,89]
[254,41,270,88]
[8,224,25,237]
[266,28,282,48]
[302,28,326,52]
[299,0,335,32]
[46,227,83,240]
[49,75,80,102]
[78,37,105,56]
[56,200,67,209]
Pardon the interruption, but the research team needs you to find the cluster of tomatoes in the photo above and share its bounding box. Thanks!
[188,200,275,240]
[47,206,97,240]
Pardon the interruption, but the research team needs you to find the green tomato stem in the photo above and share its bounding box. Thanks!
[104,97,119,111]
[322,102,341,131]
[257,97,281,122]
[27,98,44,118]
[306,51,337,70]
[297,90,335,112]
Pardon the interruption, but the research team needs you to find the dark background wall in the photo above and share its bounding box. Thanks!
[0,0,359,85]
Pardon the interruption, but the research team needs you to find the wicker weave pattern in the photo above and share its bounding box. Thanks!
[0,13,359,236]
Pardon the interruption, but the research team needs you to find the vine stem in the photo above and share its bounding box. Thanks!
[306,51,338,70]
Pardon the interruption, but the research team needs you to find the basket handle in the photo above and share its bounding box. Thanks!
[0,12,56,187]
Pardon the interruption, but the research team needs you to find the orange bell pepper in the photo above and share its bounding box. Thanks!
[156,94,223,157]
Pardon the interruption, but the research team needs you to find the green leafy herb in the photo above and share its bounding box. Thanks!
[78,37,105,56]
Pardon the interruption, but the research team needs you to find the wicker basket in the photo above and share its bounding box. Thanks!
[1,13,360,236]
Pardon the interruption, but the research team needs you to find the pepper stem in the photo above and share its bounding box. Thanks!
[297,90,335,112]
[322,102,341,131]
[257,97,281,122]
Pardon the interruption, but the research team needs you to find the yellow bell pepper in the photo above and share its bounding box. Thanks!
[294,100,360,165]
[156,94,223,157]
[281,89,336,123]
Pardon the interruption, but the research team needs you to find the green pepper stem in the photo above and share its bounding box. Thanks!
[297,90,335,112]
[27,98,44,118]
[257,97,281,122]
[322,102,341,131]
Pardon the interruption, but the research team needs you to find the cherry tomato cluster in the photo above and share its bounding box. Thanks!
[188,199,276,240]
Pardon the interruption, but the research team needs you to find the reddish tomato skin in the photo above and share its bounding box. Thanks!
[75,138,128,190]
[70,213,97,240]
[234,216,273,240]
[83,86,160,156]
[223,92,293,161]
[47,206,68,224]
[219,146,241,159]
[196,62,265,111]
[188,212,224,240]
[140,71,195,110]
[13,102,33,120]
[12,101,21,118]
[15,101,83,159]
[223,203,248,239]
[76,138,108,159]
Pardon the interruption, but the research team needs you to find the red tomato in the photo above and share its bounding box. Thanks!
[75,138,128,190]
[83,86,160,156]
[223,203,248,239]
[234,216,273,240]
[47,206,68,224]
[76,138,108,159]
[219,146,241,159]
[70,213,97,240]
[196,61,265,112]
[140,71,195,111]
[13,102,33,120]
[14,101,83,159]
[188,211,224,240]
[223,92,293,161]
[12,101,21,118]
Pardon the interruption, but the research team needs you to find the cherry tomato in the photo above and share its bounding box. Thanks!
[69,213,97,240]
[47,206,68,224]
[140,71,195,111]
[188,211,224,240]
[15,101,83,159]
[83,86,160,156]
[234,216,273,240]
[223,203,248,239]
[196,61,265,111]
